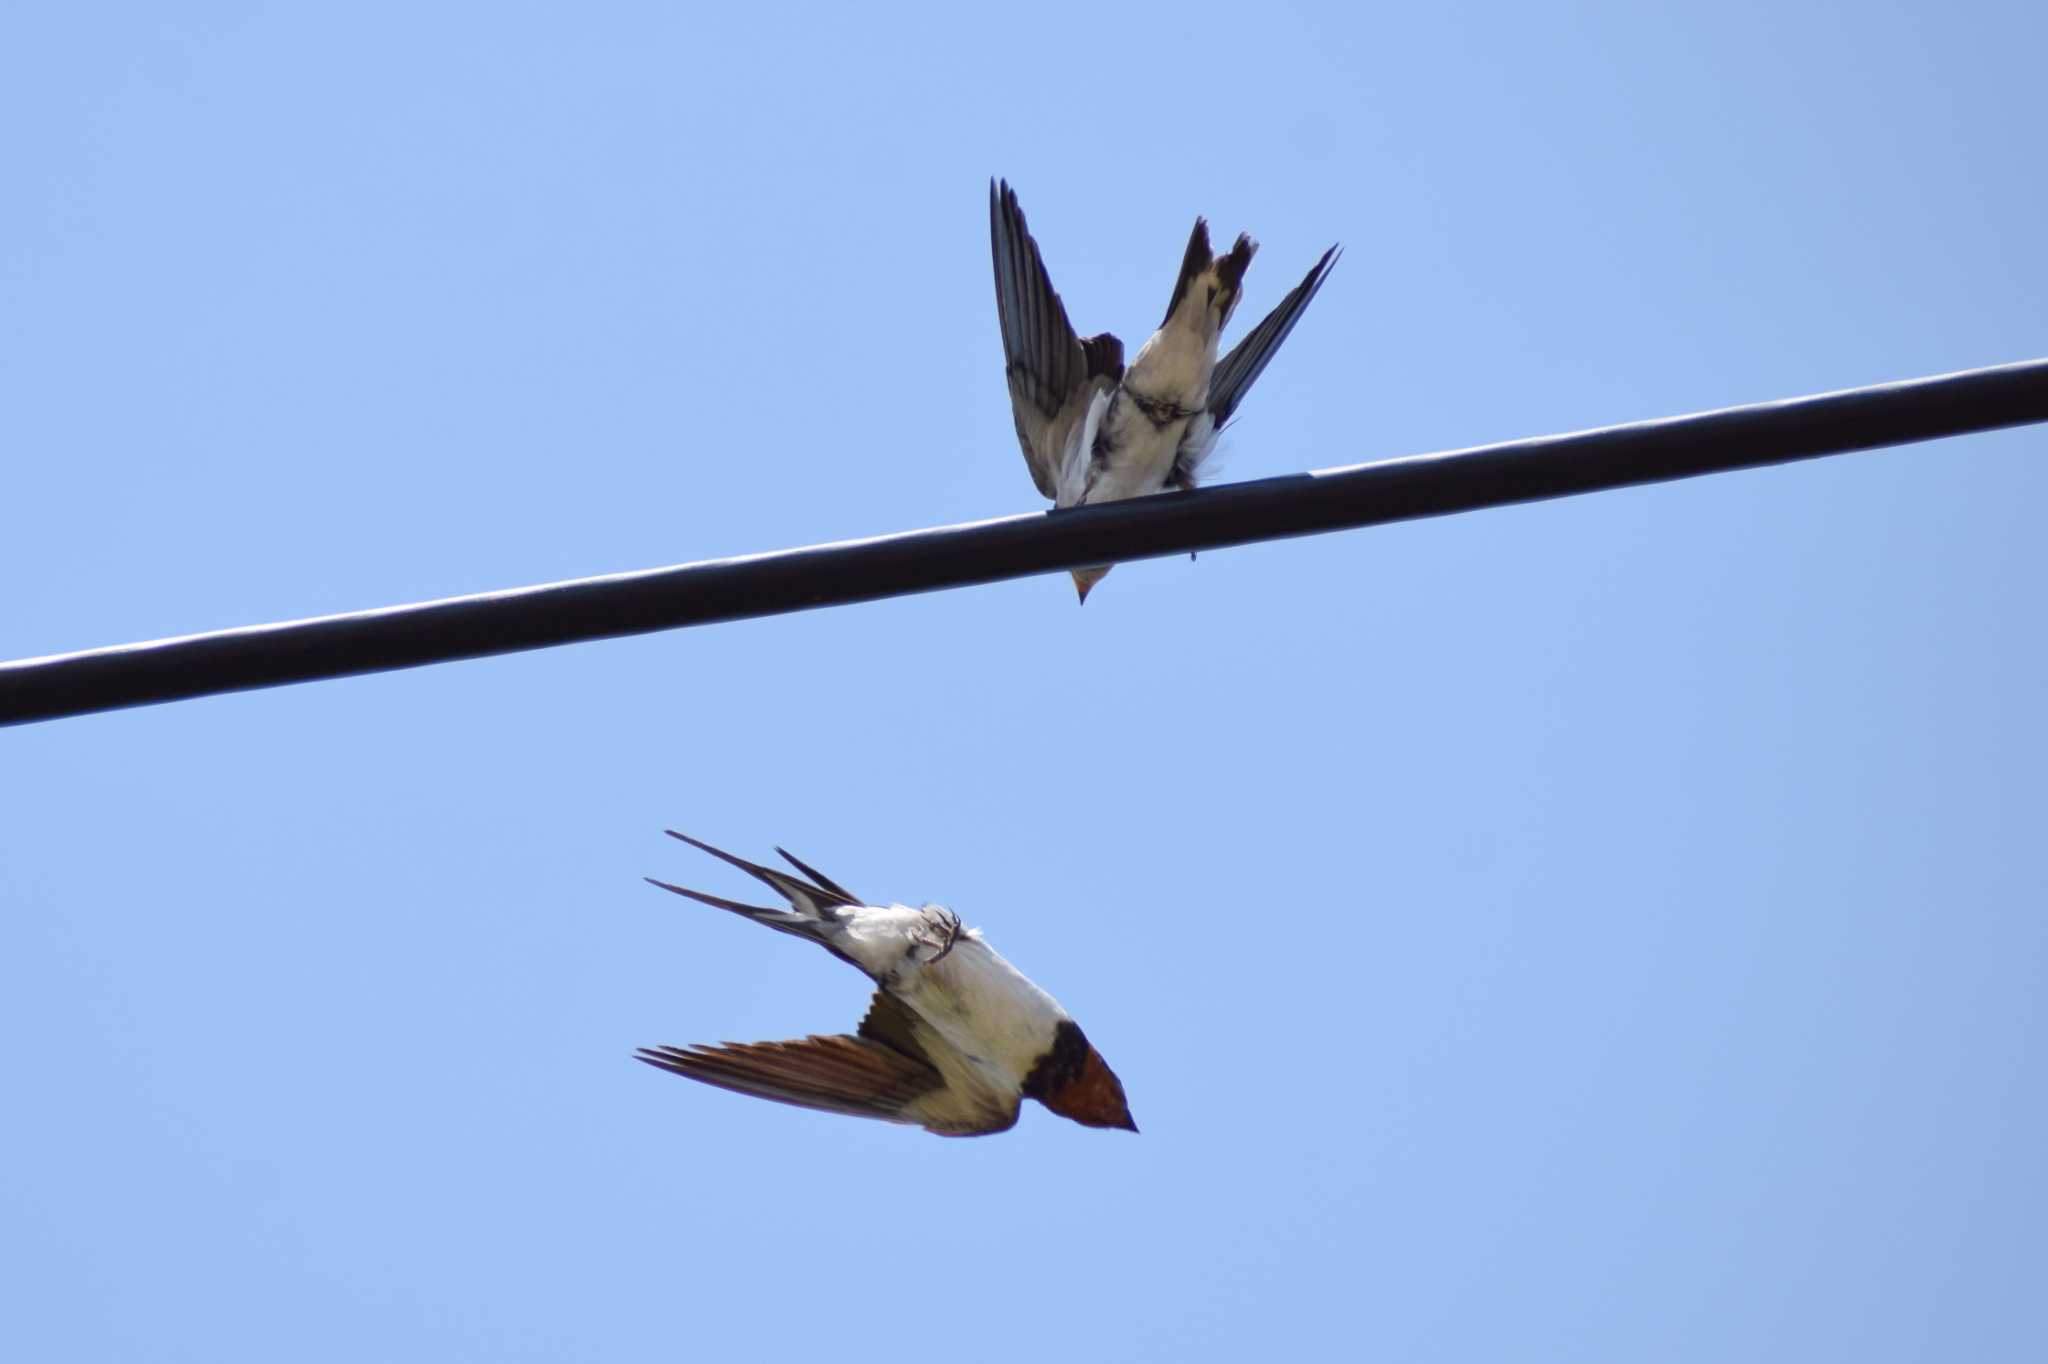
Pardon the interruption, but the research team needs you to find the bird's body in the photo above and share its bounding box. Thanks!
[638,833,1136,1138]
[1084,262,1232,505]
[990,179,1338,599]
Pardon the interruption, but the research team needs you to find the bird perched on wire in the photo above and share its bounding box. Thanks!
[636,832,1137,1137]
[991,178,1339,602]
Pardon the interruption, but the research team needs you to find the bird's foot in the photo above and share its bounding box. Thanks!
[912,910,961,965]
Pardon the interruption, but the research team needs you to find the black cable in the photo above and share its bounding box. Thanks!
[4,358,2044,728]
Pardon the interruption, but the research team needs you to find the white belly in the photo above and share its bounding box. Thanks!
[1077,320,1215,505]
[1081,395,1186,505]
[897,937,1066,1080]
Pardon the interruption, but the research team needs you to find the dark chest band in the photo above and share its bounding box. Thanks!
[1124,388,1201,429]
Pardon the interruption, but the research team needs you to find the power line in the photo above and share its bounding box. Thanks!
[5,358,2045,728]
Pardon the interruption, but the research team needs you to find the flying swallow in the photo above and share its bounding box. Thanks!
[636,832,1137,1137]
[991,178,1338,601]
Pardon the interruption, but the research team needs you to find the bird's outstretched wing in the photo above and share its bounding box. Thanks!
[635,1033,940,1125]
[1169,244,1340,489]
[636,991,1021,1136]
[991,179,1124,504]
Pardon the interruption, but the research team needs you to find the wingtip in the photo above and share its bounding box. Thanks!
[1300,244,1341,292]
[635,1045,712,1080]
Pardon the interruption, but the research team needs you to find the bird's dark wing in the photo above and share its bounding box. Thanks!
[1206,244,1339,428]
[1168,245,1339,490]
[635,1032,942,1125]
[991,179,1123,503]
[856,989,930,1058]
[638,991,1019,1136]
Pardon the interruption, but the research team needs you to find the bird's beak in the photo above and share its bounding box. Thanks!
[1070,566,1111,605]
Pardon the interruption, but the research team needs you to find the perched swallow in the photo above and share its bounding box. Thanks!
[991,178,1338,601]
[636,832,1137,1137]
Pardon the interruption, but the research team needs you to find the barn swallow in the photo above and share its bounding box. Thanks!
[991,178,1338,601]
[636,832,1137,1137]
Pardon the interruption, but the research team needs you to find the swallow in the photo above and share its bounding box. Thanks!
[636,832,1137,1137]
[991,178,1339,601]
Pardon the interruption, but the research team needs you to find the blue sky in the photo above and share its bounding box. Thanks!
[4,3,2044,1359]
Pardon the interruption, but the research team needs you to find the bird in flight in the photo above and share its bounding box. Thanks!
[991,178,1338,601]
[637,832,1137,1137]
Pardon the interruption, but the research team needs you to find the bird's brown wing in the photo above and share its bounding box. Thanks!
[635,1031,940,1125]
[991,179,1123,503]
[638,991,1020,1137]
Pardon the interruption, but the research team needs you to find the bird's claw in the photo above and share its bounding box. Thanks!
[913,910,961,965]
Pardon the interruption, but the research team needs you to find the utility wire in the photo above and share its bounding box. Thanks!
[4,358,2044,728]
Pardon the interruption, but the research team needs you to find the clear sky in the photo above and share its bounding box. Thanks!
[4,3,2044,1360]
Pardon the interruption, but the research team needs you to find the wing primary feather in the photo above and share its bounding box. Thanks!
[634,1037,940,1124]
[991,179,1118,504]
[856,990,933,1064]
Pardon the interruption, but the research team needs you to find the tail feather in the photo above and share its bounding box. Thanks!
[650,833,868,971]
[1160,216,1214,327]
[664,830,855,917]
[1214,233,1256,298]
[773,846,860,905]
[644,875,826,944]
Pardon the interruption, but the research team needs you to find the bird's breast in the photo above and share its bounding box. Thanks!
[1087,393,1188,503]
[897,941,1067,1084]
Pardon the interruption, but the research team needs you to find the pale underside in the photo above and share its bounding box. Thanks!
[638,836,1069,1137]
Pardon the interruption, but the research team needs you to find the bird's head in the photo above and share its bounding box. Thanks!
[1070,565,1112,604]
[1028,1021,1138,1132]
